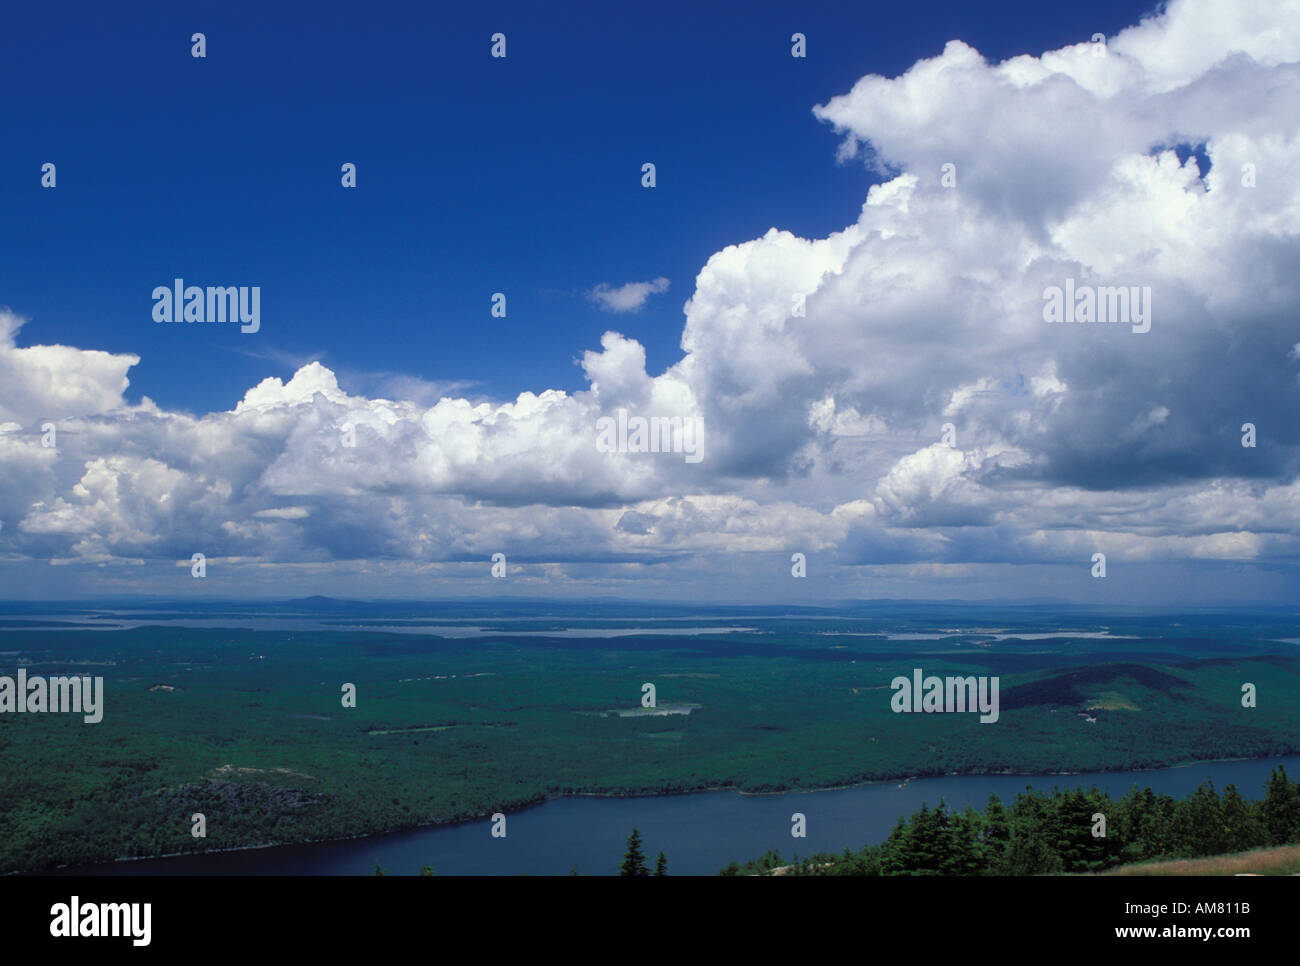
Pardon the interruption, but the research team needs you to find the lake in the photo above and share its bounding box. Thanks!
[51,754,1300,877]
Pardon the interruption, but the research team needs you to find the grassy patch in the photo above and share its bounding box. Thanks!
[1098,844,1300,876]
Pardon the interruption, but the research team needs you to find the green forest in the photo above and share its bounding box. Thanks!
[2,613,1299,874]
[722,765,1300,875]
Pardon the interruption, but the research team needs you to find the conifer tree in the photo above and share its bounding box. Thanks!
[982,794,1011,873]
[1262,765,1300,846]
[880,815,910,875]
[620,827,649,876]
[1220,783,1264,852]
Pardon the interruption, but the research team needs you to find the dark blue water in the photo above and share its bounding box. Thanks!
[54,755,1300,877]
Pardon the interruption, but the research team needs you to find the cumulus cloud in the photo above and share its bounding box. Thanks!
[2,0,1298,600]
[0,309,139,425]
[587,277,670,313]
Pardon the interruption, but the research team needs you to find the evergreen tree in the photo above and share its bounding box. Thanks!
[1179,781,1226,857]
[1004,791,1063,875]
[880,815,910,875]
[1056,787,1114,872]
[890,801,950,875]
[757,848,784,873]
[852,844,884,876]
[982,794,1011,874]
[1262,765,1300,846]
[723,771,1295,877]
[1087,787,1124,869]
[947,805,986,876]
[620,827,650,876]
[654,851,668,876]
[1220,783,1264,852]
[898,803,938,874]
[1118,786,1176,861]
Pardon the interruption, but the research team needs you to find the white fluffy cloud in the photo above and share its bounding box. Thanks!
[587,277,670,313]
[2,0,1299,599]
[0,311,139,426]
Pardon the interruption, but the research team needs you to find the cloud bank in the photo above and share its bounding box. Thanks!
[2,0,1298,601]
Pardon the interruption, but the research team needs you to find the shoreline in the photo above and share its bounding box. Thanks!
[25,750,1299,876]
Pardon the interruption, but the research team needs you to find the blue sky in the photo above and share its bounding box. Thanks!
[4,0,1158,412]
[3,0,1298,605]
